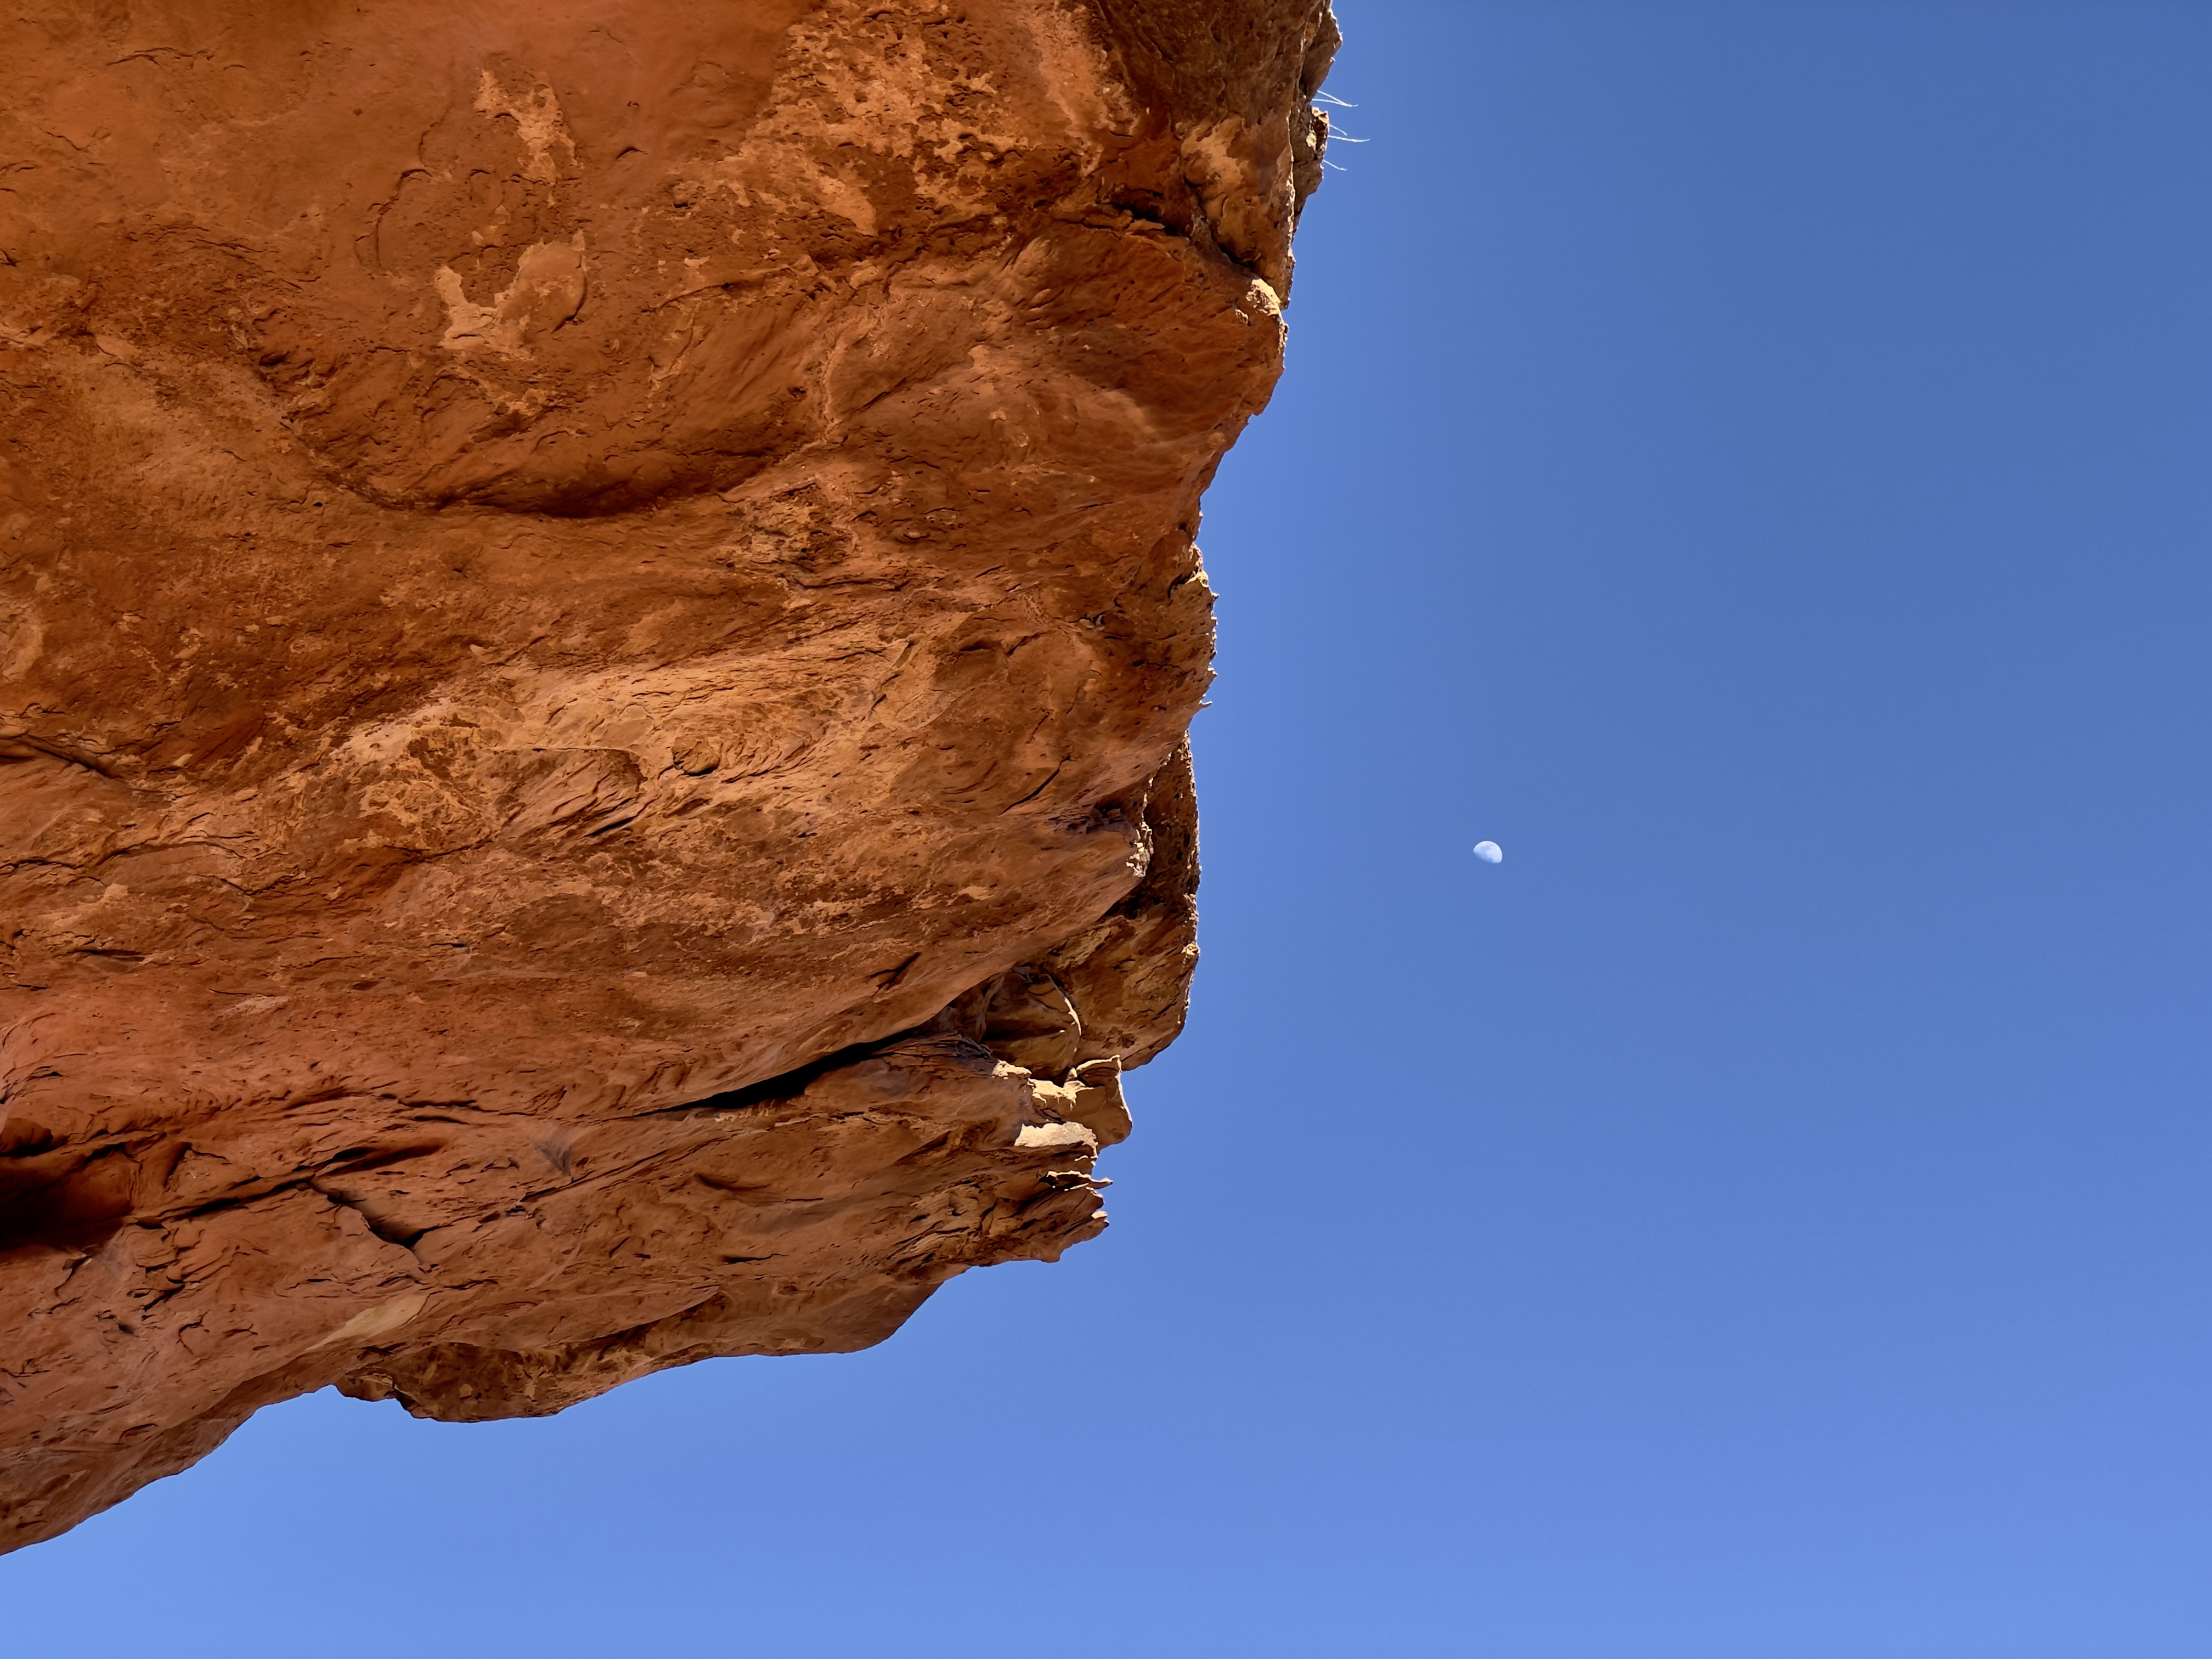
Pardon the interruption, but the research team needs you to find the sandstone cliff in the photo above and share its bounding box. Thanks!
[0,0,1336,1550]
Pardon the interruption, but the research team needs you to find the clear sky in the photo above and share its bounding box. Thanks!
[13,3,2212,1654]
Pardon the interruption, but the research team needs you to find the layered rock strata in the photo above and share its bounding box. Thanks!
[0,0,1336,1549]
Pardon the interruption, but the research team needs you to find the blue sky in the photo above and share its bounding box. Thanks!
[14,3,2212,1654]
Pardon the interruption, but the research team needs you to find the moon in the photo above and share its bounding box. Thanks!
[1473,840,1503,864]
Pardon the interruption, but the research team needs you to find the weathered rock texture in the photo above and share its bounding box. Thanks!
[0,0,1335,1549]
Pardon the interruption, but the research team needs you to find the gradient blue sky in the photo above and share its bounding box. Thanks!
[13,4,2212,1655]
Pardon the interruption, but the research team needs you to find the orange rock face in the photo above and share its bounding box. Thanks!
[0,0,1336,1549]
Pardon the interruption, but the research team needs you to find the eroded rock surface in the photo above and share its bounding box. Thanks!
[0,0,1335,1549]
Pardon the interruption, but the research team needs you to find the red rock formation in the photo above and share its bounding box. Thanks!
[0,0,1336,1549]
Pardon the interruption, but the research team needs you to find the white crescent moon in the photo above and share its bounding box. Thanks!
[1473,840,1503,864]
